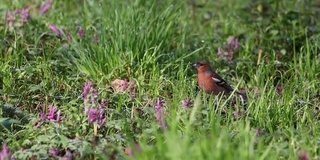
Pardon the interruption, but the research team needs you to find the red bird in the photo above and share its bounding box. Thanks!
[193,62,247,106]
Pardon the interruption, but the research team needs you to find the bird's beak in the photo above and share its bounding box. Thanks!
[193,63,198,68]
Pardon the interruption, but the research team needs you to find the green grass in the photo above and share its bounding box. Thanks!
[0,0,319,159]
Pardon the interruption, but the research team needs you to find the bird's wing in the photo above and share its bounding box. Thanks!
[211,73,234,93]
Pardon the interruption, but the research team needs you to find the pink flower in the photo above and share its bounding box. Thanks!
[48,149,61,157]
[40,112,46,120]
[62,150,73,160]
[300,153,309,160]
[227,37,239,50]
[40,0,54,15]
[277,86,283,95]
[88,107,107,126]
[298,149,309,160]
[256,128,262,137]
[0,143,12,160]
[78,28,86,38]
[35,106,61,127]
[82,81,99,113]
[15,8,30,24]
[47,105,61,123]
[217,37,240,62]
[181,99,193,109]
[122,81,137,98]
[111,79,137,98]
[36,112,47,128]
[226,37,239,62]
[56,110,61,122]
[47,105,55,120]
[154,98,167,129]
[100,99,109,108]
[217,47,225,58]
[5,12,15,27]
[82,82,99,99]
[50,25,63,37]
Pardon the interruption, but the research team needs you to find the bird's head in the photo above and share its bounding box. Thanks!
[193,62,212,73]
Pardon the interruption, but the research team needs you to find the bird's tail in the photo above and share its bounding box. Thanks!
[235,90,248,109]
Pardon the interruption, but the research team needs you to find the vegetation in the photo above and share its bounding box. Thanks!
[0,0,319,159]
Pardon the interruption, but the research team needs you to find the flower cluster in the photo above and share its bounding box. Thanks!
[39,0,54,15]
[5,0,54,27]
[154,98,167,129]
[50,25,63,37]
[5,8,30,27]
[15,8,30,25]
[36,105,61,128]
[48,148,73,160]
[217,37,239,62]
[78,28,86,38]
[111,79,137,98]
[82,81,107,127]
[181,99,193,109]
[0,143,12,160]
[3,0,88,41]
[82,81,99,112]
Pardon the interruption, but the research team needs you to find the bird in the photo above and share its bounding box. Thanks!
[193,61,247,106]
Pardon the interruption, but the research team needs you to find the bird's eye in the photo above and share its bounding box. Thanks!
[199,63,203,66]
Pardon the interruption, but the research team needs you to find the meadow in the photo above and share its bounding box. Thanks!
[0,0,319,159]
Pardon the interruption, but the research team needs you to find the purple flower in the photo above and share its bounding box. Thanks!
[82,81,98,99]
[50,25,63,37]
[56,110,61,122]
[99,110,107,126]
[88,108,98,125]
[298,149,309,160]
[122,81,137,98]
[100,99,108,108]
[78,28,85,38]
[122,81,131,91]
[256,128,262,137]
[217,47,225,58]
[15,8,30,24]
[277,86,283,95]
[227,37,239,50]
[181,99,193,109]
[154,98,167,129]
[0,143,12,160]
[40,0,54,15]
[36,112,47,128]
[40,112,46,120]
[35,106,61,127]
[81,81,107,127]
[300,152,309,160]
[217,37,239,62]
[110,79,137,98]
[47,105,55,119]
[47,105,61,123]
[226,37,238,62]
[62,150,73,160]
[36,122,42,128]
[48,149,61,157]
[88,107,107,126]
[82,81,99,113]
[5,12,15,27]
